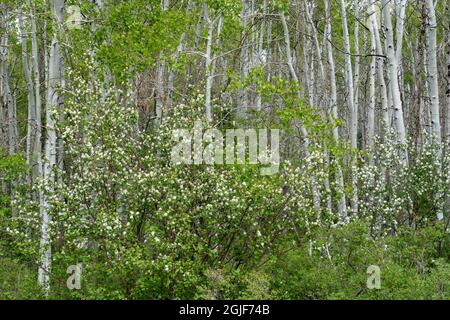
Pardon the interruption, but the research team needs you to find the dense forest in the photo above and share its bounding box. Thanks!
[0,0,449,300]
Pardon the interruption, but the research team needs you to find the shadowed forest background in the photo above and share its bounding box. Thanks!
[0,0,449,299]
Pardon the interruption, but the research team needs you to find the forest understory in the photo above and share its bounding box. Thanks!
[0,0,449,300]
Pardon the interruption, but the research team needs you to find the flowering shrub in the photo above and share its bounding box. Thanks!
[2,64,449,300]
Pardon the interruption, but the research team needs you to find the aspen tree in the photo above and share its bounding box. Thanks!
[325,0,347,218]
[424,0,443,221]
[280,11,321,213]
[381,0,408,163]
[424,0,442,146]
[31,1,43,184]
[369,1,389,134]
[38,0,64,291]
[340,0,358,215]
[18,11,36,167]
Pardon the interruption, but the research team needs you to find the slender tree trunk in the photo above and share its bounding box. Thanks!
[205,8,214,123]
[155,0,169,123]
[411,20,426,151]
[368,18,377,164]
[369,2,389,135]
[425,0,442,146]
[155,60,165,122]
[445,1,450,229]
[4,46,15,156]
[424,0,443,221]
[446,3,450,146]
[353,1,360,215]
[325,0,347,218]
[341,0,358,216]
[31,1,43,185]
[382,0,408,163]
[18,10,36,168]
[39,0,64,292]
[396,0,407,98]
[353,1,361,146]
[210,13,223,100]
[280,11,321,213]
[0,7,16,156]
[237,0,249,118]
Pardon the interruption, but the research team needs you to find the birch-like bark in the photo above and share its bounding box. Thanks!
[205,7,214,123]
[382,0,408,162]
[155,60,165,122]
[325,0,347,218]
[423,31,432,138]
[280,12,321,213]
[5,49,15,156]
[0,50,3,150]
[352,0,360,215]
[254,0,267,112]
[396,0,407,95]
[446,3,450,145]
[369,2,389,134]
[353,1,360,140]
[424,0,443,221]
[210,13,223,95]
[411,19,426,150]
[18,10,36,167]
[304,1,325,82]
[0,8,5,151]
[368,18,377,164]
[31,1,43,184]
[340,0,356,150]
[0,7,16,155]
[302,19,313,106]
[446,1,450,228]
[0,6,17,218]
[424,0,442,146]
[39,0,64,291]
[341,0,358,216]
[395,0,407,64]
[155,0,169,123]
[303,2,330,211]
[237,0,249,118]
[266,5,272,83]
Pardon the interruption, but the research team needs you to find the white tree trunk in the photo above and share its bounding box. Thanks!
[18,10,36,167]
[31,1,43,184]
[369,2,389,134]
[155,60,165,122]
[280,12,321,213]
[382,0,408,162]
[424,0,443,221]
[205,9,214,123]
[0,8,16,155]
[341,0,357,216]
[446,4,450,146]
[155,0,170,122]
[396,0,408,94]
[368,20,377,164]
[353,1,361,142]
[425,0,442,145]
[39,0,64,292]
[340,0,356,150]
[325,0,347,218]
[237,0,249,118]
